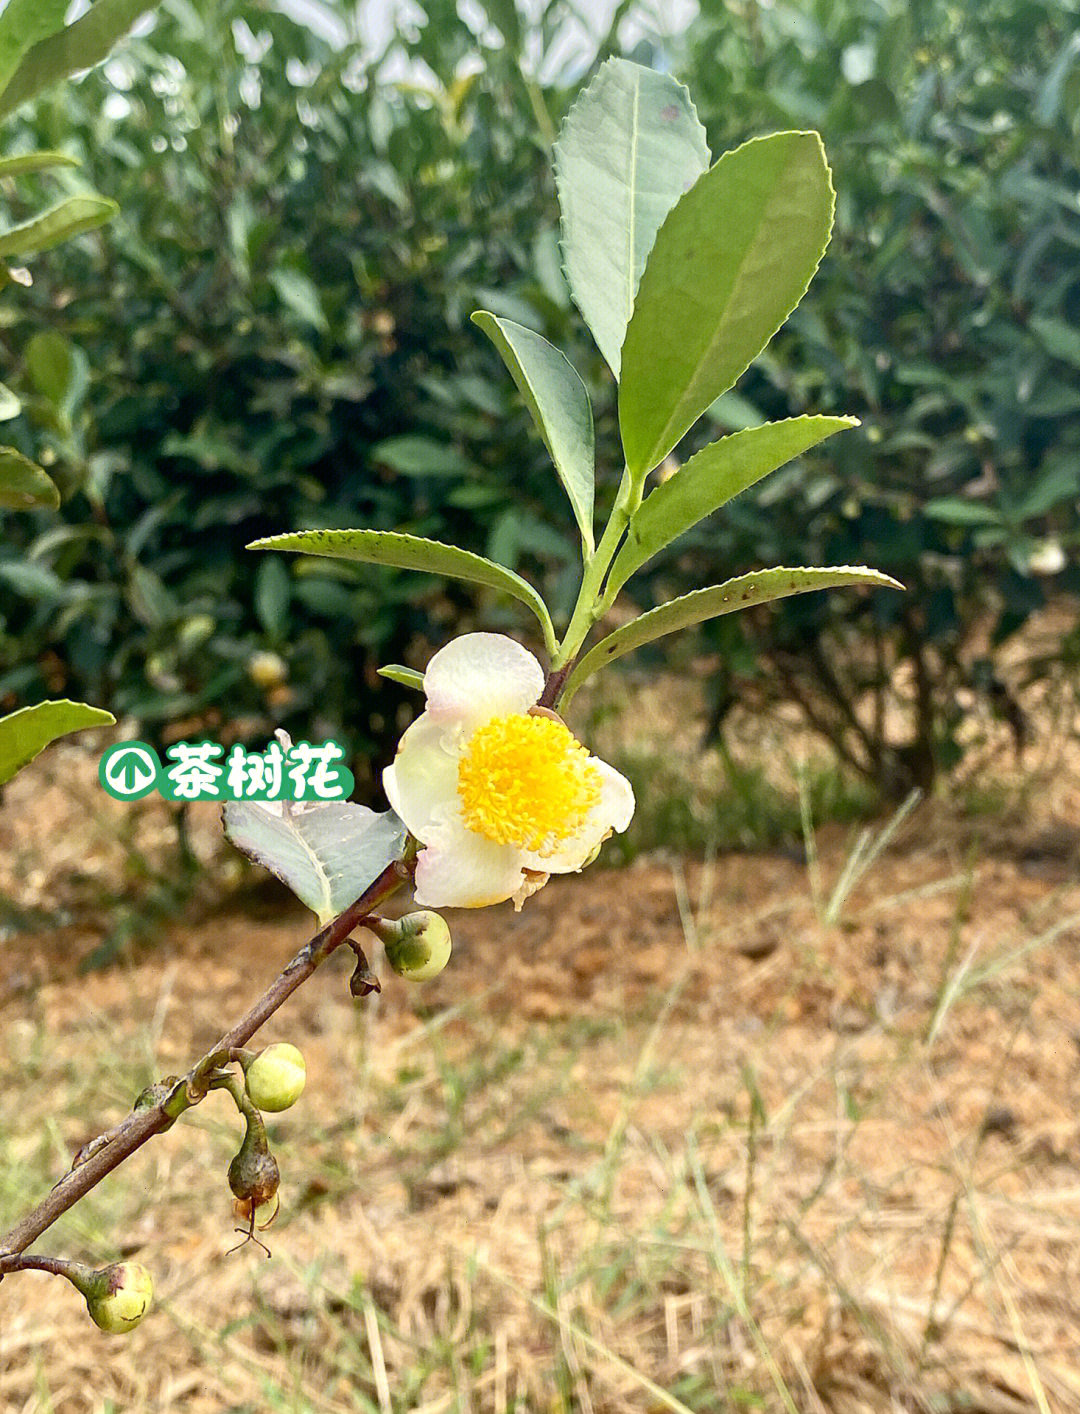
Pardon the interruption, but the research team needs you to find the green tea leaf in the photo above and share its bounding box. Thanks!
[0,194,118,258]
[606,416,857,596]
[1034,32,1080,126]
[26,329,86,416]
[269,267,328,331]
[554,57,709,378]
[619,132,835,478]
[377,664,424,690]
[254,555,290,637]
[223,800,408,925]
[0,383,21,422]
[472,311,595,552]
[371,436,470,477]
[0,446,59,509]
[0,0,157,121]
[0,699,115,786]
[249,529,556,652]
[923,498,1002,526]
[0,149,79,178]
[1030,314,1080,370]
[0,0,69,101]
[562,566,902,705]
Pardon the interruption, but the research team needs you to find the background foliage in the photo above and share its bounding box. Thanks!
[2,0,1078,796]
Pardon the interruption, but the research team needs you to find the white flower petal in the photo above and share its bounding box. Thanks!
[511,869,549,911]
[413,818,526,908]
[423,632,544,729]
[519,759,635,873]
[383,714,462,841]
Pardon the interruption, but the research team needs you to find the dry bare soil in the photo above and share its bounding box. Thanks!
[3,782,1080,1414]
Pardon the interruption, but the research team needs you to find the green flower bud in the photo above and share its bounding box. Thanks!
[372,911,452,981]
[243,1043,306,1112]
[247,650,288,689]
[70,1261,154,1334]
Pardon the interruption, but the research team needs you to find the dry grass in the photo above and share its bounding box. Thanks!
[4,659,1080,1413]
[3,770,1080,1412]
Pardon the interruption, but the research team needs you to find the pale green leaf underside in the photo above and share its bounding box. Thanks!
[0,150,79,178]
[0,195,118,259]
[472,311,595,552]
[0,0,157,122]
[619,131,835,478]
[223,800,408,925]
[378,664,424,691]
[562,566,902,706]
[607,416,857,597]
[554,57,709,378]
[248,529,556,651]
[0,699,115,786]
[0,446,59,509]
[0,385,20,422]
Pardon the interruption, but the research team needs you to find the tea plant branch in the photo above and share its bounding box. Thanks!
[539,662,574,710]
[553,465,642,669]
[0,856,413,1271]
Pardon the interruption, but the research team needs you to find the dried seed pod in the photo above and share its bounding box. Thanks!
[234,1191,280,1231]
[227,1104,280,1210]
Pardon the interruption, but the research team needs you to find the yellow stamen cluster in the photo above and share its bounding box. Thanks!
[457,713,601,855]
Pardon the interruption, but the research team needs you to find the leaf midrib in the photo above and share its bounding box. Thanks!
[293,819,334,920]
[623,70,641,358]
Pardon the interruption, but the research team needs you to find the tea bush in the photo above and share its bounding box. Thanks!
[0,0,609,785]
[669,0,1080,790]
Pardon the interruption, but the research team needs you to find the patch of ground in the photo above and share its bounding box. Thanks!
[3,799,1080,1412]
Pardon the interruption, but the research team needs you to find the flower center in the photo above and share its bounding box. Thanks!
[457,713,601,855]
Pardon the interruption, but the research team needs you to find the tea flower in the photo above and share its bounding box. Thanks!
[383,633,634,909]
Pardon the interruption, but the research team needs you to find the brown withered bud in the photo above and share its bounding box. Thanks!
[348,938,381,998]
[226,1096,280,1256]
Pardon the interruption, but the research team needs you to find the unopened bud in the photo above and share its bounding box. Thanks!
[247,650,288,689]
[370,910,452,981]
[243,1043,306,1112]
[66,1261,154,1334]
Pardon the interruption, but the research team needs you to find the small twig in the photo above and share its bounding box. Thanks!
[0,857,412,1272]
[0,1253,73,1279]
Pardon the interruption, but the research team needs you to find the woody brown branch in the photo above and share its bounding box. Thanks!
[0,857,413,1272]
[539,662,573,711]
